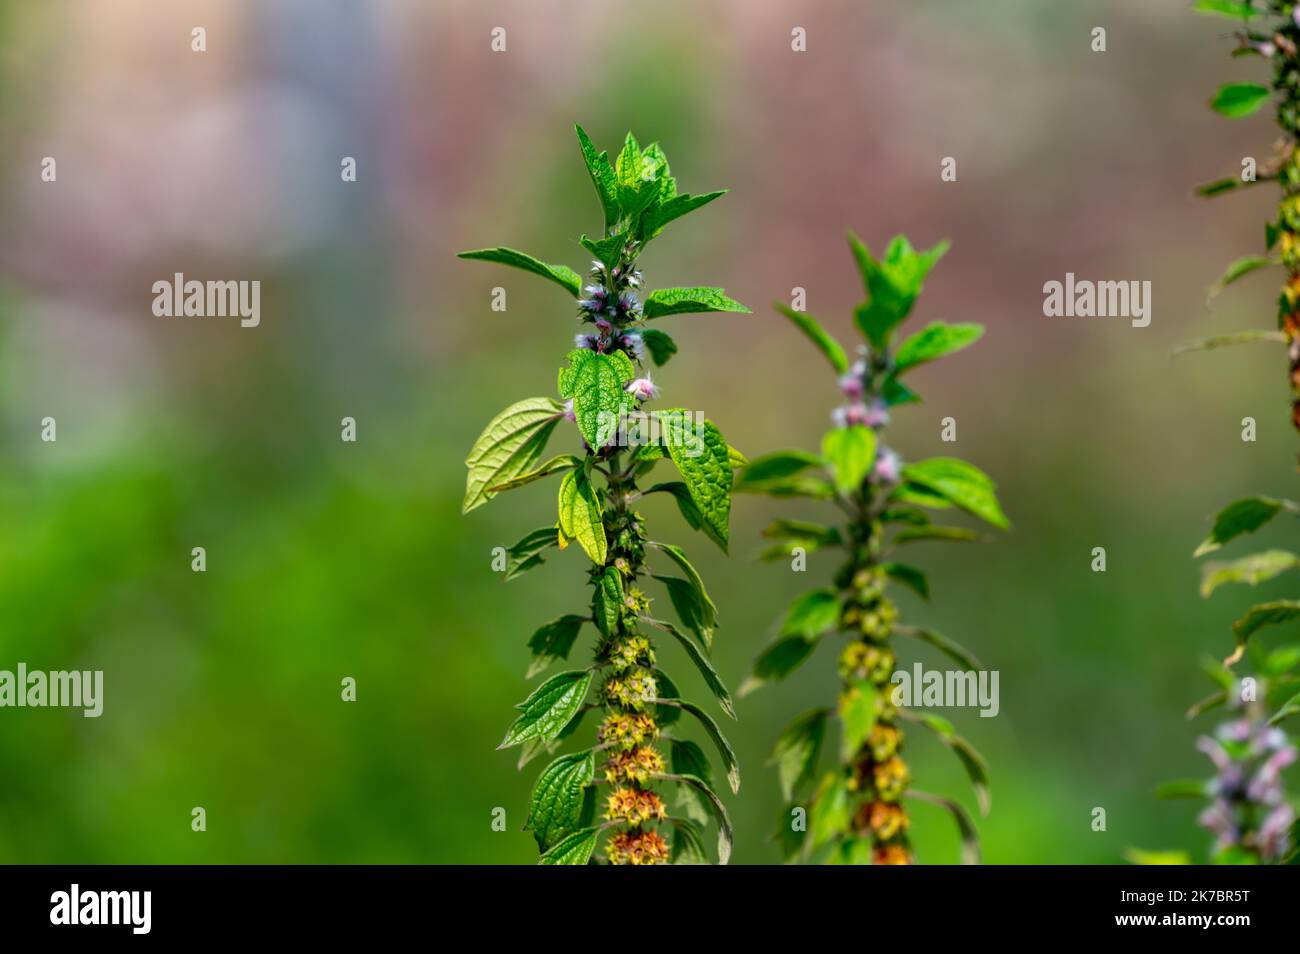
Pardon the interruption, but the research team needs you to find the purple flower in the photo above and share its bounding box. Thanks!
[872,447,902,485]
[838,371,864,400]
[619,333,647,362]
[863,400,890,429]
[562,399,576,423]
[575,333,599,350]
[626,377,658,402]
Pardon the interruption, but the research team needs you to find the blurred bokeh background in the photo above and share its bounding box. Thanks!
[0,0,1295,863]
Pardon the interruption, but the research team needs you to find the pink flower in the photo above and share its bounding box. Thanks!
[837,372,864,400]
[872,447,901,485]
[626,377,658,402]
[863,400,890,428]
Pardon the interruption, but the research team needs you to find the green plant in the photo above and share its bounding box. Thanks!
[736,234,1007,864]
[1152,0,1300,864]
[459,125,749,865]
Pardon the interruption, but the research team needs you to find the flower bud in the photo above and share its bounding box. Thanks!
[626,377,659,402]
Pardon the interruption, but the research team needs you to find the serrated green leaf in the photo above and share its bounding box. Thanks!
[901,457,1008,529]
[773,301,849,373]
[526,750,596,850]
[464,397,564,513]
[653,575,713,651]
[894,321,984,373]
[769,708,828,801]
[639,328,677,366]
[648,541,717,627]
[889,482,954,510]
[592,566,624,637]
[893,525,981,545]
[525,614,587,678]
[500,670,593,748]
[658,410,733,546]
[575,124,619,231]
[579,233,627,273]
[557,469,607,564]
[669,739,713,824]
[1195,496,1294,556]
[558,349,636,450]
[1210,82,1270,118]
[642,480,729,552]
[822,425,877,495]
[643,286,751,319]
[538,825,600,865]
[643,190,726,238]
[1233,600,1300,641]
[458,247,582,297]
[839,680,879,760]
[504,527,561,581]
[849,232,950,347]
[1201,549,1300,597]
[642,616,735,718]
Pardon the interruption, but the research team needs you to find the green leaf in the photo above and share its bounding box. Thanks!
[658,411,733,546]
[772,302,849,373]
[557,470,607,565]
[661,772,733,864]
[849,232,950,347]
[906,711,991,814]
[643,287,751,319]
[642,190,726,239]
[579,233,627,273]
[499,670,593,749]
[1195,496,1294,556]
[487,454,581,493]
[1194,175,1267,197]
[735,450,825,492]
[1173,329,1286,355]
[893,525,981,545]
[648,542,718,629]
[1155,779,1209,800]
[574,124,619,231]
[639,328,677,366]
[668,817,709,864]
[653,575,714,651]
[893,321,984,373]
[782,588,841,638]
[641,616,736,718]
[463,397,564,513]
[503,527,560,581]
[1201,550,1300,597]
[614,131,661,222]
[907,790,980,864]
[901,457,1009,529]
[889,482,954,510]
[1194,0,1258,19]
[538,826,600,865]
[769,708,828,801]
[881,561,930,600]
[1208,255,1276,302]
[664,698,740,793]
[839,680,879,760]
[1269,689,1300,726]
[592,566,624,637]
[653,669,682,726]
[457,247,582,297]
[525,615,587,678]
[760,519,841,558]
[741,634,819,696]
[526,750,596,850]
[1210,82,1270,118]
[557,348,636,450]
[642,481,728,552]
[669,739,713,824]
[1233,600,1300,642]
[897,625,984,671]
[809,772,850,850]
[822,425,877,495]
